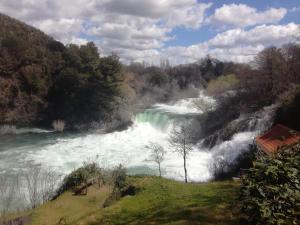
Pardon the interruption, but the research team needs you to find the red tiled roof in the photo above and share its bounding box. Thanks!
[256,124,300,155]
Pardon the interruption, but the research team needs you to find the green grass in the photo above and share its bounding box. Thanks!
[15,176,243,225]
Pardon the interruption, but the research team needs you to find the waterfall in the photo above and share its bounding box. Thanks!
[0,93,276,183]
[0,91,279,211]
[211,104,278,170]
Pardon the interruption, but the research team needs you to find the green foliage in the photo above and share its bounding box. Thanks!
[206,74,239,95]
[240,145,300,225]
[111,164,127,190]
[102,165,128,208]
[46,46,123,126]
[57,163,102,195]
[0,13,123,126]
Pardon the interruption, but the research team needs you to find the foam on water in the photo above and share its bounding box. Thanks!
[0,125,53,135]
[153,91,216,115]
[0,93,276,183]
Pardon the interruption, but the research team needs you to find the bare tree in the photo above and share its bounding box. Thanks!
[23,166,62,209]
[0,175,19,223]
[23,166,43,209]
[169,121,193,183]
[39,168,63,203]
[211,156,229,179]
[146,142,166,177]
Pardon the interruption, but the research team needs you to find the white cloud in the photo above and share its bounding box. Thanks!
[34,18,84,43]
[0,1,298,64]
[208,23,299,47]
[0,0,211,56]
[160,23,299,64]
[165,2,212,29]
[208,4,287,28]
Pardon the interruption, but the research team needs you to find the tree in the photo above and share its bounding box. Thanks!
[0,175,18,223]
[254,47,286,100]
[205,74,239,96]
[146,142,166,177]
[169,121,193,183]
[23,166,62,208]
[240,144,300,225]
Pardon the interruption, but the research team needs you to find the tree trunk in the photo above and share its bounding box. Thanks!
[183,153,187,183]
[158,163,162,177]
[183,139,187,183]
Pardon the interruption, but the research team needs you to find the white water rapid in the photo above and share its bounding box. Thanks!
[0,92,276,183]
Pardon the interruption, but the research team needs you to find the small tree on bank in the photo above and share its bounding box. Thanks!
[146,142,166,177]
[169,121,193,183]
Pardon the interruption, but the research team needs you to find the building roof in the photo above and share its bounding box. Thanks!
[256,124,300,155]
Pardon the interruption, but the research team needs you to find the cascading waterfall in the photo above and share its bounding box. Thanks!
[0,93,277,179]
[0,93,277,180]
[0,92,277,210]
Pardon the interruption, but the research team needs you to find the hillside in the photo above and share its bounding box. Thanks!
[5,177,242,225]
[0,13,54,124]
[0,13,123,129]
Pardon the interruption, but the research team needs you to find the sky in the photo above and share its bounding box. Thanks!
[0,0,299,65]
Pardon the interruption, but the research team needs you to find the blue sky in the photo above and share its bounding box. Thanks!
[166,0,300,47]
[0,0,299,64]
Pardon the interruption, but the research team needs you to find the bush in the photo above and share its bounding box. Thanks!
[240,144,300,225]
[206,74,239,95]
[52,120,65,132]
[56,162,102,197]
[102,165,131,208]
[110,164,127,191]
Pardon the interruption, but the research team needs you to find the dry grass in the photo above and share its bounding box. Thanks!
[52,120,65,132]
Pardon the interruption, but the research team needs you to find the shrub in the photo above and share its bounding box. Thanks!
[206,74,239,95]
[110,164,127,191]
[240,144,300,225]
[55,162,102,197]
[102,165,130,208]
[52,120,65,132]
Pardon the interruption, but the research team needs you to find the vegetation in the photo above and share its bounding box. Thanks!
[0,13,123,129]
[55,163,130,208]
[238,44,300,109]
[240,144,300,225]
[206,74,239,96]
[102,165,129,208]
[169,121,194,183]
[275,85,300,130]
[146,142,166,177]
[1,12,300,225]
[57,162,103,196]
[5,177,241,225]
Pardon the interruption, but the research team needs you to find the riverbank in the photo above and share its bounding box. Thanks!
[3,176,243,225]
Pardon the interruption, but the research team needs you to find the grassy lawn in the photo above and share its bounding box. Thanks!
[15,176,242,225]
[29,186,110,225]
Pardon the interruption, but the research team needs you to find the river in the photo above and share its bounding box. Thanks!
[0,92,275,182]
